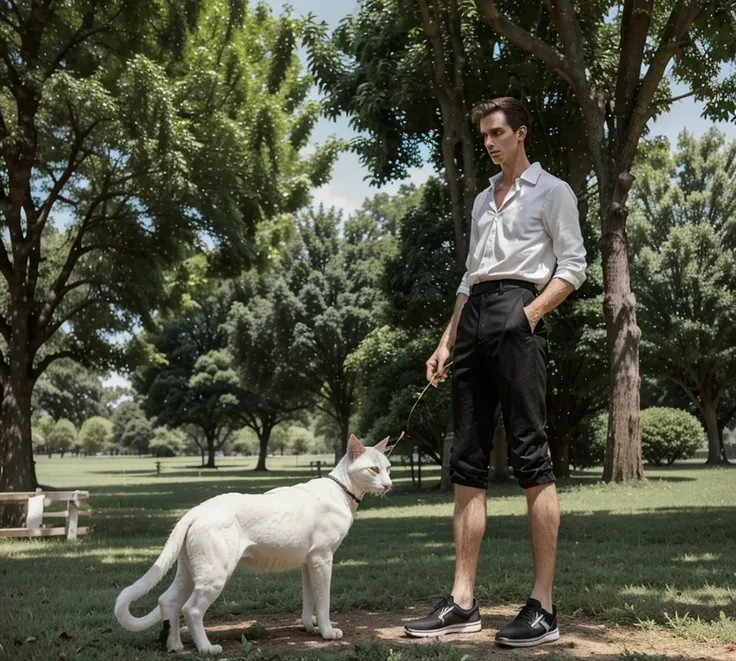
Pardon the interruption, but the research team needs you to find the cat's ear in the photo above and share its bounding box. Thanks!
[347,434,366,459]
[373,436,391,454]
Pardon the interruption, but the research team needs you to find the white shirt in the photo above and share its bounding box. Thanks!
[457,162,587,296]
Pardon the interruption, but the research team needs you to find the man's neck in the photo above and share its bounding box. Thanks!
[499,152,531,187]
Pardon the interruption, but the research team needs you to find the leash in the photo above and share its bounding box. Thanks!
[385,361,453,458]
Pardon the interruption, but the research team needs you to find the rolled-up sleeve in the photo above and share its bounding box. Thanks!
[544,182,587,290]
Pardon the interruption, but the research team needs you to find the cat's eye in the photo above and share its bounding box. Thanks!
[369,466,380,473]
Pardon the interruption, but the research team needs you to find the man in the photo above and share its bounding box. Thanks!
[403,97,587,647]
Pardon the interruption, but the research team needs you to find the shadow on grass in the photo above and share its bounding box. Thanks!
[5,504,735,623]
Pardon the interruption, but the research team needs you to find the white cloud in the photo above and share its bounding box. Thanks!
[102,372,131,390]
[311,183,360,214]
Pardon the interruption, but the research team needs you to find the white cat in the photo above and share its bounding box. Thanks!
[114,434,392,654]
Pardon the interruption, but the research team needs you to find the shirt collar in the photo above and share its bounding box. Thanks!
[488,162,543,187]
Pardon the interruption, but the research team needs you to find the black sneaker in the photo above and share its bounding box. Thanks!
[495,598,559,647]
[404,596,482,638]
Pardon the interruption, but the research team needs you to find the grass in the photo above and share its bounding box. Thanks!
[1,455,735,661]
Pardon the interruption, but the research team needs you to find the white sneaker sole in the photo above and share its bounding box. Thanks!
[404,620,482,638]
[496,628,560,647]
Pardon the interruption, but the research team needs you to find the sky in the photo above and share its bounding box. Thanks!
[104,0,734,389]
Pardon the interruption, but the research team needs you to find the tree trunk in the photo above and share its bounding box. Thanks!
[0,370,37,525]
[418,0,476,262]
[204,432,216,468]
[335,415,350,466]
[489,419,509,482]
[200,447,205,467]
[601,173,644,483]
[702,402,728,465]
[255,428,271,472]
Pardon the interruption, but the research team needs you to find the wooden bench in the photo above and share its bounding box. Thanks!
[0,489,91,540]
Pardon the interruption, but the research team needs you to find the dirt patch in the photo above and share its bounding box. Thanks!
[188,602,736,660]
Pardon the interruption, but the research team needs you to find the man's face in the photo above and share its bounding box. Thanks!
[479,110,525,166]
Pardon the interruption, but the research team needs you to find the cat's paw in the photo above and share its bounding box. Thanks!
[166,641,184,653]
[197,644,223,655]
[302,614,318,633]
[320,628,343,640]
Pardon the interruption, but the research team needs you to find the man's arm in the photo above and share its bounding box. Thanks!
[426,293,468,386]
[523,277,574,331]
[525,182,588,329]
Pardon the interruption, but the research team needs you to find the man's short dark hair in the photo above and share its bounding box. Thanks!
[471,97,531,140]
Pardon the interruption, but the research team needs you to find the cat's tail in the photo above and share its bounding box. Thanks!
[114,509,195,631]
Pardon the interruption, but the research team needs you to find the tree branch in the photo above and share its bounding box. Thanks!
[476,0,576,87]
[622,0,701,167]
[34,182,130,334]
[544,0,588,76]
[614,0,653,145]
[653,88,702,106]
[44,8,108,80]
[32,349,84,381]
[476,0,605,172]
[37,297,104,347]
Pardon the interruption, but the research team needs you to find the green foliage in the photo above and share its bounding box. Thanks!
[572,408,706,468]
[78,417,113,454]
[0,0,336,493]
[119,416,155,455]
[641,408,705,466]
[570,412,608,470]
[46,419,77,454]
[149,427,187,457]
[112,401,148,447]
[383,179,463,330]
[631,130,736,460]
[265,205,388,454]
[32,361,106,427]
[226,270,314,468]
[32,415,56,447]
[135,265,237,465]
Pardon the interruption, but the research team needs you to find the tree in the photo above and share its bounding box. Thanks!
[291,431,310,458]
[474,0,736,482]
[226,273,314,471]
[32,360,106,427]
[631,130,736,464]
[0,0,336,521]
[78,416,112,454]
[276,205,387,459]
[111,400,147,447]
[46,419,77,458]
[184,349,240,467]
[134,260,237,468]
[149,426,187,457]
[119,415,155,455]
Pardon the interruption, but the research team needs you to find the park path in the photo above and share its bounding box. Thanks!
[201,602,735,660]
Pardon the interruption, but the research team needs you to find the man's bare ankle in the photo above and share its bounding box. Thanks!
[530,593,553,613]
[452,594,475,610]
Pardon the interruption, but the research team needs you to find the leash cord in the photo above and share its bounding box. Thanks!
[385,360,453,458]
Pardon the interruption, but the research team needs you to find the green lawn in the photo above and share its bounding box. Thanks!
[1,455,735,661]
